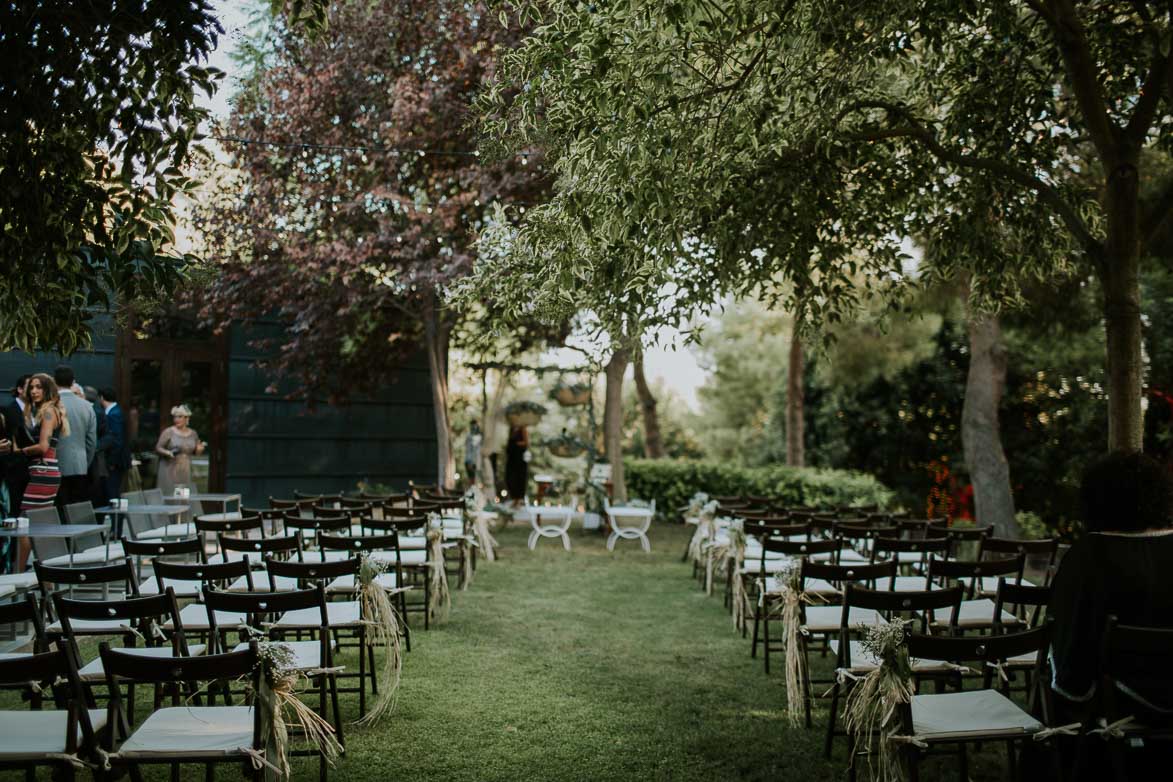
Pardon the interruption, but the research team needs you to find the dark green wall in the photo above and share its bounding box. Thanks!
[224,320,436,502]
[0,314,118,406]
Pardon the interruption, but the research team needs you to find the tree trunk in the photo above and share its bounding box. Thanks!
[961,304,1019,537]
[422,297,455,490]
[603,348,630,502]
[479,369,510,496]
[632,357,665,458]
[786,334,805,467]
[1100,165,1145,452]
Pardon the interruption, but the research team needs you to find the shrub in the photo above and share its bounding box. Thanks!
[624,459,893,518]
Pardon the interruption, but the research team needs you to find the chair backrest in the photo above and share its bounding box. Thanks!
[99,640,263,716]
[1099,616,1173,719]
[904,624,1050,690]
[746,520,809,539]
[194,513,265,539]
[993,579,1051,629]
[35,558,138,601]
[121,489,146,506]
[142,488,164,504]
[0,647,95,745]
[800,559,898,588]
[0,594,47,653]
[318,531,400,557]
[362,516,427,536]
[760,536,841,560]
[946,525,995,541]
[122,536,203,562]
[870,535,950,564]
[26,506,60,525]
[63,501,97,524]
[928,555,1024,597]
[265,555,359,588]
[835,521,900,543]
[153,557,254,592]
[53,589,185,651]
[842,585,964,637]
[980,536,1059,571]
[219,532,302,563]
[204,584,329,637]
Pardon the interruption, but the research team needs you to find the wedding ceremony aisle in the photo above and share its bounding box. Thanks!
[364,521,825,781]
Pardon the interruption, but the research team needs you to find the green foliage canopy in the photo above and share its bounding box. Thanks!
[0,2,222,352]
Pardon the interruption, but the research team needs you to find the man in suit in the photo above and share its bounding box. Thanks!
[53,365,97,508]
[97,387,129,509]
[1,375,31,515]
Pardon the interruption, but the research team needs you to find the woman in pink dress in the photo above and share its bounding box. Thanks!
[154,404,205,495]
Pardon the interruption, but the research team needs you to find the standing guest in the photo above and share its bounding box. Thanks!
[52,365,96,507]
[1,376,32,515]
[17,373,69,570]
[1047,451,1173,774]
[464,419,482,486]
[97,388,129,506]
[155,404,205,496]
[85,385,108,505]
[1,375,32,516]
[504,424,529,507]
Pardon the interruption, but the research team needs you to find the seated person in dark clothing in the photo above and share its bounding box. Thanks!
[1049,451,1173,716]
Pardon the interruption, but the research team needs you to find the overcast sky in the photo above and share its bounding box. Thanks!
[202,1,708,407]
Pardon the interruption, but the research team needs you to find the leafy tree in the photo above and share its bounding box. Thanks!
[195,0,547,488]
[0,1,222,352]
[474,0,1172,455]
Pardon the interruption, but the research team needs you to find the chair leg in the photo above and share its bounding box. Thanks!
[639,532,650,552]
[560,532,570,551]
[357,627,367,718]
[170,762,180,782]
[328,673,344,748]
[205,762,215,782]
[959,742,969,781]
[751,606,761,658]
[763,610,771,675]
[825,680,841,758]
[367,642,378,696]
[423,578,431,631]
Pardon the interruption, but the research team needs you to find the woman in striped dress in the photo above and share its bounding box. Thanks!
[16,373,69,570]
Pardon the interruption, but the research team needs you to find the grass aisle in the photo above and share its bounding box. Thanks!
[350,521,835,782]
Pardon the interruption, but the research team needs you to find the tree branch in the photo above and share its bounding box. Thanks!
[1040,0,1121,161]
[1124,48,1172,146]
[837,100,1101,257]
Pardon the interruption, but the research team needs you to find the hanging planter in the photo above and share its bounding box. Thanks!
[545,433,588,458]
[549,381,592,407]
[505,400,547,427]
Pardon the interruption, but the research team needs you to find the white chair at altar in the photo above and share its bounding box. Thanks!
[527,504,575,551]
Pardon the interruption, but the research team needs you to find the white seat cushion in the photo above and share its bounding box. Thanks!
[47,617,134,635]
[0,572,38,590]
[978,575,1036,596]
[398,535,427,549]
[115,706,253,758]
[227,574,298,592]
[220,548,274,567]
[138,578,201,598]
[0,652,33,662]
[1006,649,1039,668]
[932,599,1021,628]
[801,606,883,634]
[0,709,108,759]
[371,549,427,567]
[0,584,13,600]
[232,640,327,671]
[829,640,964,675]
[78,645,207,681]
[879,576,933,592]
[762,577,838,597]
[42,542,125,567]
[273,602,361,629]
[136,524,195,540]
[742,558,800,575]
[326,573,398,594]
[302,550,351,563]
[911,689,1042,741]
[807,548,867,563]
[164,604,247,632]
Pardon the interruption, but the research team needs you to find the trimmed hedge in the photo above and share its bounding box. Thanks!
[624,459,893,518]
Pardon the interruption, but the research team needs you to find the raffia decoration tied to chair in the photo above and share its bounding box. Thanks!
[254,641,344,779]
[841,621,916,782]
[776,561,809,727]
[354,554,406,726]
[426,516,452,623]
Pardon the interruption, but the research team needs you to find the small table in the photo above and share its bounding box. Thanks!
[526,505,575,551]
[164,493,243,514]
[0,524,108,567]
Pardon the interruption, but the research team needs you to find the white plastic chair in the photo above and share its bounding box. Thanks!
[603,499,655,552]
[527,505,574,551]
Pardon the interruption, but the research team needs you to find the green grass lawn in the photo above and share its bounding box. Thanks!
[3,521,1021,780]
